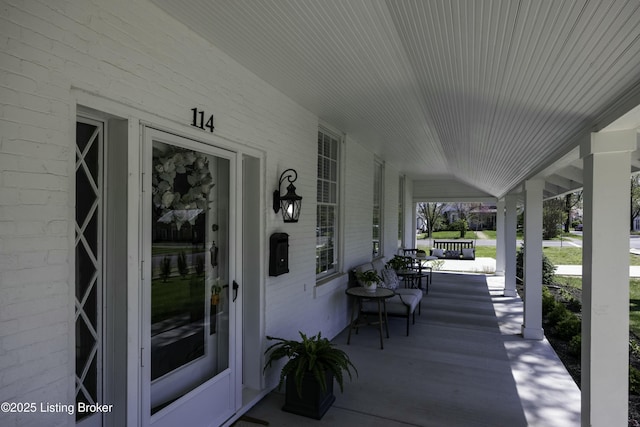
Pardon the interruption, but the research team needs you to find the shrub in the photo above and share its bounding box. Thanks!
[542,286,557,315]
[546,303,569,328]
[177,251,189,277]
[568,334,581,357]
[565,297,581,313]
[631,366,640,395]
[160,256,171,282]
[541,254,557,286]
[631,339,640,358]
[554,315,581,340]
[453,219,468,238]
[194,255,205,275]
[516,243,556,286]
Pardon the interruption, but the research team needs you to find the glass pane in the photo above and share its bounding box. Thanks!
[75,119,102,423]
[76,122,97,154]
[85,136,100,183]
[75,243,96,298]
[75,315,95,379]
[150,141,230,413]
[85,213,98,257]
[76,165,96,226]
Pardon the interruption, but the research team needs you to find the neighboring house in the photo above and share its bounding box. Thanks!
[439,203,498,231]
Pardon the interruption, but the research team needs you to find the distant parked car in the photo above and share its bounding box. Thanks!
[574,224,583,231]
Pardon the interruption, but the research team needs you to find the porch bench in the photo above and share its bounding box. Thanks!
[430,240,475,260]
[350,259,422,336]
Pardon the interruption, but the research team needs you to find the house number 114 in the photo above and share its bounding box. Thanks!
[191,108,215,132]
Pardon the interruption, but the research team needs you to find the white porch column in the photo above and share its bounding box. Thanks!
[411,201,418,249]
[495,198,506,276]
[581,129,637,426]
[504,194,518,297]
[522,179,544,340]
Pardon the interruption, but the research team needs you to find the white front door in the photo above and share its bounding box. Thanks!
[141,128,240,426]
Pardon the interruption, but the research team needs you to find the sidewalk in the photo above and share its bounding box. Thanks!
[555,264,640,278]
[435,257,640,278]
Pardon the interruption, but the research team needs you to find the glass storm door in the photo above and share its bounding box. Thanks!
[142,128,238,426]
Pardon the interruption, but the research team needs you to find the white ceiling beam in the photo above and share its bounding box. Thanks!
[553,165,583,184]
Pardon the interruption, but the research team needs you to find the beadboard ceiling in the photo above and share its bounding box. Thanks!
[151,0,640,199]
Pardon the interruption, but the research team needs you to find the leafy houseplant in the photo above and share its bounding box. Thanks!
[264,332,357,419]
[356,270,382,292]
[386,255,410,271]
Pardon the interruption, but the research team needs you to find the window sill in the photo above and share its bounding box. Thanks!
[314,272,347,298]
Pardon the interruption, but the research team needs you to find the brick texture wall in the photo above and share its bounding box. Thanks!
[0,0,402,424]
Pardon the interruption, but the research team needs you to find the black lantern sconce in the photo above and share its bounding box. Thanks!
[273,168,302,223]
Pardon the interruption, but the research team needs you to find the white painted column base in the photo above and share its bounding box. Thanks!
[521,325,544,340]
[503,289,518,297]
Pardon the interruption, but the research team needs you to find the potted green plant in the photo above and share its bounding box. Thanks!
[356,270,382,292]
[386,255,410,271]
[263,331,357,419]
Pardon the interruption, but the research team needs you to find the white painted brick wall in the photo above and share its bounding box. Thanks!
[344,138,375,269]
[0,0,405,422]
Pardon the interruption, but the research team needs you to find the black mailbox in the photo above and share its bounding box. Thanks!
[269,233,289,276]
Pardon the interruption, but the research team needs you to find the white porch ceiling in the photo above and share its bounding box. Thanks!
[151,0,640,199]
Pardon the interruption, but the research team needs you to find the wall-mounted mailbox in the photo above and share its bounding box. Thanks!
[269,233,289,276]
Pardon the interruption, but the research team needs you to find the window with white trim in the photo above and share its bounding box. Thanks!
[372,160,383,257]
[316,129,340,277]
[398,175,405,248]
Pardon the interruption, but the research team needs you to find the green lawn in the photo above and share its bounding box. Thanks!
[543,246,640,266]
[419,231,479,239]
[152,274,205,323]
[480,230,497,239]
[542,247,583,265]
[474,246,496,258]
[416,241,640,266]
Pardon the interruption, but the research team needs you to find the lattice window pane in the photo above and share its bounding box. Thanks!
[75,119,102,422]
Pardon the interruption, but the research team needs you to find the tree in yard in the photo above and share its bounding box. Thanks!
[417,202,447,238]
[631,175,640,231]
[450,203,473,237]
[563,191,582,232]
[543,197,566,239]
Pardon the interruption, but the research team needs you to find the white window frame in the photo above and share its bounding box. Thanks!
[316,127,342,280]
[398,175,405,249]
[372,159,384,258]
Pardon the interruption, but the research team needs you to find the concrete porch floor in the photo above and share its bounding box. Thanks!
[237,272,581,427]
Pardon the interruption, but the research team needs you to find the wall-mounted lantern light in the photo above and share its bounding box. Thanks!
[273,168,302,223]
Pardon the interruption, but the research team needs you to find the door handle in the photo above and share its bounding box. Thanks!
[232,280,239,302]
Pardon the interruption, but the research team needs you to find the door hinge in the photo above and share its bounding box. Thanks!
[141,172,145,193]
[140,347,144,367]
[141,259,144,281]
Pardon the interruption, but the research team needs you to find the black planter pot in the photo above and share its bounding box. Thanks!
[282,370,335,419]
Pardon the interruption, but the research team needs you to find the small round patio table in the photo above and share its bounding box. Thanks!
[345,286,394,350]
